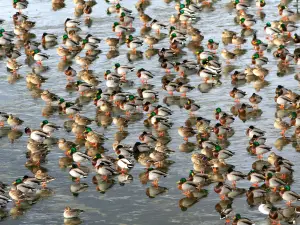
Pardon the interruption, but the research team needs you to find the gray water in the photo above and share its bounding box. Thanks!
[0,0,299,224]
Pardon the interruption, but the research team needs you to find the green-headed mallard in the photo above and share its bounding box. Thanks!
[83,126,102,142]
[40,120,60,134]
[280,185,300,206]
[68,147,91,166]
[177,177,198,197]
[232,213,255,225]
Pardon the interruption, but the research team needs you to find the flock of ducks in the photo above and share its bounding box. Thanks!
[0,0,300,224]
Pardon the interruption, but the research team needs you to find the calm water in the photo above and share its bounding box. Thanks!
[0,0,299,224]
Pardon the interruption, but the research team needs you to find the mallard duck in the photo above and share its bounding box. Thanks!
[117,155,134,173]
[274,118,291,136]
[214,182,232,199]
[68,147,91,166]
[84,127,105,146]
[213,123,232,139]
[96,163,118,180]
[177,178,198,197]
[184,100,200,113]
[144,35,159,48]
[232,35,246,47]
[207,39,219,51]
[279,5,295,20]
[13,178,37,194]
[75,56,92,69]
[150,19,167,33]
[252,53,268,66]
[232,214,255,225]
[221,49,236,63]
[69,164,88,182]
[246,125,265,138]
[266,173,286,191]
[112,22,130,37]
[64,206,84,219]
[177,83,195,97]
[26,73,48,87]
[240,17,256,29]
[238,103,254,115]
[41,33,57,43]
[40,120,60,134]
[41,90,60,105]
[114,143,133,157]
[13,0,28,12]
[58,138,77,151]
[229,87,246,102]
[146,168,167,187]
[276,95,294,109]
[35,170,55,183]
[247,170,265,186]
[227,168,247,187]
[31,49,49,65]
[25,127,49,142]
[64,18,80,28]
[264,22,281,37]
[136,68,154,84]
[7,114,23,129]
[249,93,262,108]
[178,126,196,142]
[6,58,22,73]
[139,131,157,144]
[280,185,300,206]
[106,37,119,50]
[114,63,134,76]
[214,147,235,161]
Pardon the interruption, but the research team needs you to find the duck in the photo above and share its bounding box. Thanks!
[136,68,154,84]
[96,163,118,179]
[240,17,256,29]
[69,164,88,182]
[7,114,23,129]
[178,126,196,142]
[40,120,60,134]
[280,185,300,206]
[146,168,167,187]
[207,39,219,51]
[184,100,200,113]
[139,131,157,144]
[247,170,265,187]
[114,63,135,76]
[68,147,91,166]
[249,93,262,108]
[63,206,84,219]
[112,22,130,37]
[229,87,246,102]
[221,49,236,63]
[41,33,57,43]
[246,125,265,138]
[84,127,106,146]
[31,49,49,65]
[150,19,167,33]
[232,214,255,225]
[41,90,60,105]
[177,83,195,97]
[214,182,232,199]
[117,155,134,173]
[177,178,199,197]
[25,127,50,142]
[226,168,247,187]
[274,118,291,136]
